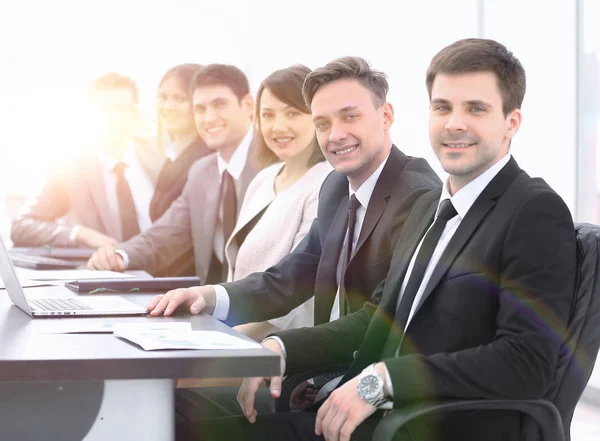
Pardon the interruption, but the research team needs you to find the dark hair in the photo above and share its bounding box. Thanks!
[88,72,138,104]
[302,56,388,108]
[253,65,324,168]
[189,64,250,101]
[157,64,203,149]
[426,38,526,116]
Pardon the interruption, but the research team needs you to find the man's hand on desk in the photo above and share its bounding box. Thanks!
[87,246,126,272]
[237,338,286,424]
[146,285,217,316]
[76,227,118,248]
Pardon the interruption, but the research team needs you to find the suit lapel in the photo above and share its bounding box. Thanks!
[85,156,122,241]
[314,196,349,325]
[232,179,275,241]
[385,199,438,312]
[236,142,261,214]
[352,147,408,257]
[408,158,523,323]
[203,160,220,251]
[410,198,495,320]
[226,172,276,269]
[132,136,164,184]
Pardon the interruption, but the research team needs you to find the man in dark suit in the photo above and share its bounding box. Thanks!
[11,73,164,248]
[147,56,440,426]
[147,56,441,327]
[181,39,577,441]
[87,65,258,283]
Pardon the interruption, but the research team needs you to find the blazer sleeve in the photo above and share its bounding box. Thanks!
[267,183,321,330]
[11,167,74,247]
[290,182,320,251]
[220,217,323,327]
[277,302,378,375]
[384,190,576,406]
[119,169,195,274]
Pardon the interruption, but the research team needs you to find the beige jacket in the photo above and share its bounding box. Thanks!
[225,161,332,330]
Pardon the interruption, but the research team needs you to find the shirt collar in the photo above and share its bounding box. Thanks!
[348,152,391,210]
[438,153,512,219]
[217,129,253,182]
[98,141,137,172]
[165,137,196,162]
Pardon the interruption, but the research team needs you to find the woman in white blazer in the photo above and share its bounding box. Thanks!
[225,65,332,341]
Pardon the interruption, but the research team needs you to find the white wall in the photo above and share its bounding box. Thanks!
[0,0,478,194]
[0,0,580,216]
[481,0,578,214]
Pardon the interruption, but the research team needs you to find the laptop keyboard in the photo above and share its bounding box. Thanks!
[29,297,92,311]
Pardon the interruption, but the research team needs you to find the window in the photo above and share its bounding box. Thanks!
[578,0,600,393]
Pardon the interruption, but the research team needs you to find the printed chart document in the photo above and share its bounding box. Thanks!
[115,330,262,351]
[36,321,192,335]
[17,268,135,281]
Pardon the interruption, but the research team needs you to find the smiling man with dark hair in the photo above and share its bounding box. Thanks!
[178,39,576,441]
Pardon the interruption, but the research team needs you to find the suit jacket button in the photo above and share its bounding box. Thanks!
[353,351,358,359]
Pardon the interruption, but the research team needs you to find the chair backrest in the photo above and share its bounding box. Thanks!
[544,223,600,441]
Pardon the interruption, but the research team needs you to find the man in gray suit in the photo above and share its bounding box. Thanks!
[11,73,164,248]
[88,64,259,284]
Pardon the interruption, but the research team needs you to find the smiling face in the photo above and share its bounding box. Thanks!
[157,76,195,136]
[429,71,521,194]
[311,79,393,189]
[192,84,253,157]
[258,88,315,164]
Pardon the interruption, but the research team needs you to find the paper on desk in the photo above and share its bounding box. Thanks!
[115,330,262,351]
[16,268,135,281]
[36,322,192,334]
[0,278,50,289]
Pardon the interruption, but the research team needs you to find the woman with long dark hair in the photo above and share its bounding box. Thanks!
[225,65,331,341]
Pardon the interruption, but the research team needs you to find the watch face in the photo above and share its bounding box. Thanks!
[358,374,381,400]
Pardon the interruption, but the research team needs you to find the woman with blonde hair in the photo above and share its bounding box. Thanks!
[149,63,210,276]
[150,63,210,222]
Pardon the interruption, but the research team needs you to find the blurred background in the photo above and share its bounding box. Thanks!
[0,0,599,437]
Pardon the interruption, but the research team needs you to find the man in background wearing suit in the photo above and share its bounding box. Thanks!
[182,39,577,441]
[11,73,163,248]
[148,56,440,326]
[88,64,258,284]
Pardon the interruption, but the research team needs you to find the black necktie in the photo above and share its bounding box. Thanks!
[220,170,237,278]
[382,199,457,358]
[338,195,361,316]
[113,162,140,241]
[344,195,361,266]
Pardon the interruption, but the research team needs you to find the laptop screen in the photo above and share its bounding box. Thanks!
[0,235,32,315]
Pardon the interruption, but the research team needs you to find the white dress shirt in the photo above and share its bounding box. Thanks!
[212,129,253,264]
[69,144,154,243]
[212,152,391,321]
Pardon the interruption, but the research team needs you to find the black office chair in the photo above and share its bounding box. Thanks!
[278,223,600,441]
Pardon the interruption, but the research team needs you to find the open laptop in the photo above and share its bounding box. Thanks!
[0,236,147,317]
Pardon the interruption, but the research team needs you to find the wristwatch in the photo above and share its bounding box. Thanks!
[357,364,387,407]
